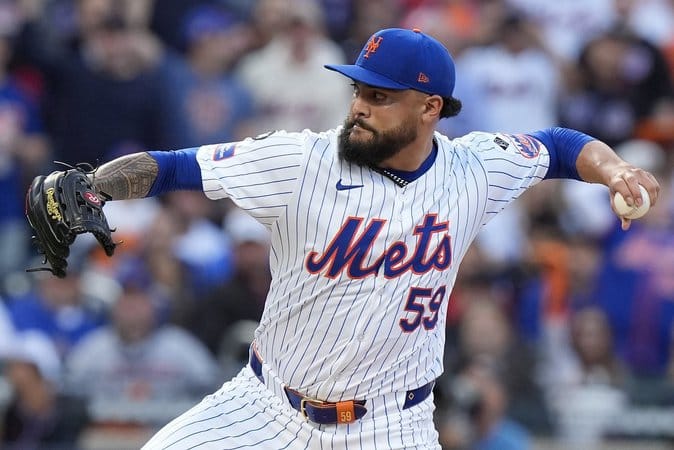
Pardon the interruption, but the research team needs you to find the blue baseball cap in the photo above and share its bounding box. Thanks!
[183,5,238,45]
[325,28,455,97]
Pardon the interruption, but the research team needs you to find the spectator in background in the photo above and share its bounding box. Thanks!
[236,0,351,134]
[545,307,629,446]
[0,298,12,425]
[1,330,89,450]
[0,297,15,358]
[14,0,170,164]
[64,257,221,427]
[88,202,200,327]
[558,178,618,242]
[399,0,506,58]
[161,5,255,148]
[443,297,551,435]
[613,0,674,48]
[570,307,626,388]
[594,141,674,380]
[316,0,354,43]
[437,359,532,450]
[162,191,234,295]
[96,195,227,321]
[340,0,403,62]
[6,259,107,359]
[505,0,617,62]
[221,207,271,313]
[149,0,212,52]
[559,28,674,147]
[244,0,298,50]
[180,208,270,356]
[446,13,561,137]
[669,334,674,387]
[139,207,198,312]
[516,229,610,400]
[0,4,49,284]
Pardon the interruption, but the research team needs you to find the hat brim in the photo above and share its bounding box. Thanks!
[324,64,409,90]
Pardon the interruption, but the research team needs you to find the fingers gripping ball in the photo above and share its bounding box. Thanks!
[26,168,116,278]
[613,184,651,219]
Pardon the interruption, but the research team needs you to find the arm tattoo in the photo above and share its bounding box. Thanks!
[92,152,158,200]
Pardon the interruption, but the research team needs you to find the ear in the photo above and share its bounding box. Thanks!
[422,95,443,122]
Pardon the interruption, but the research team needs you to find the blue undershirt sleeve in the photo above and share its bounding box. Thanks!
[530,128,595,180]
[146,148,202,197]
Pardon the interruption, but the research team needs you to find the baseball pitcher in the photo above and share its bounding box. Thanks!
[26,28,659,449]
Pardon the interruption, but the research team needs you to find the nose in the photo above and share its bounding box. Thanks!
[350,94,369,119]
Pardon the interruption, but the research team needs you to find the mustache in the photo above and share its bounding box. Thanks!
[346,118,376,133]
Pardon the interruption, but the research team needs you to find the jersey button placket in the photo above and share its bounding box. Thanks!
[391,192,404,238]
[396,188,411,228]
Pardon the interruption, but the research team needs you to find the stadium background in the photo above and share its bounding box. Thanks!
[0,0,673,448]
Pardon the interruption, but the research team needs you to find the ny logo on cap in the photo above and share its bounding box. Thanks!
[364,36,383,58]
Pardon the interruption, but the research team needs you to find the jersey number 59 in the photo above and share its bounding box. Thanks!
[399,286,447,332]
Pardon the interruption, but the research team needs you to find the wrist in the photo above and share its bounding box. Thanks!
[575,140,625,186]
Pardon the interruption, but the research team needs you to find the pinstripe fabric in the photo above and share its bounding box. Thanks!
[142,366,439,449]
[167,128,551,448]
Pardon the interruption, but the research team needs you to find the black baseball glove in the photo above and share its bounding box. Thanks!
[25,167,116,278]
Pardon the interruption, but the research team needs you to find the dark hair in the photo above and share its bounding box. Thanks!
[440,96,462,119]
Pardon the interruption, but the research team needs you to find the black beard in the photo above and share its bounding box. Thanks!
[338,117,417,167]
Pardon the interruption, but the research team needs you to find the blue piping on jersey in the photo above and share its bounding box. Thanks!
[530,127,594,180]
[147,148,202,196]
[381,142,438,183]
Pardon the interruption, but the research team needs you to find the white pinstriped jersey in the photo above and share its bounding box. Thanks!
[196,128,550,402]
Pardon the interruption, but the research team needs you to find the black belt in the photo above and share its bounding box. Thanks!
[249,347,434,425]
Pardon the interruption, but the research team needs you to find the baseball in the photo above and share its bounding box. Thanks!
[613,184,651,219]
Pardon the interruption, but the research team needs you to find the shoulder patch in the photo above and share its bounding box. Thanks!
[213,143,236,160]
[501,134,541,159]
[494,136,510,150]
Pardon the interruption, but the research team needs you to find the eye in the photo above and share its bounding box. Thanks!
[350,83,359,96]
[373,91,386,101]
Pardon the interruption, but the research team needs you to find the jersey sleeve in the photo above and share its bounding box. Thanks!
[455,131,551,226]
[196,130,307,226]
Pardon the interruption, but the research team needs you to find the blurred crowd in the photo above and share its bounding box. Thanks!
[0,0,673,449]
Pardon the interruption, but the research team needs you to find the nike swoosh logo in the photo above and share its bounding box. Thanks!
[336,179,364,191]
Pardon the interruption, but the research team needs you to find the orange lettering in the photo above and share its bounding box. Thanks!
[364,37,383,58]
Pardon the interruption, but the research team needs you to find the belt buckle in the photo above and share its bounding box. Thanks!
[299,396,324,421]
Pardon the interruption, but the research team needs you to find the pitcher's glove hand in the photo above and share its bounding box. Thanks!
[25,167,116,278]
